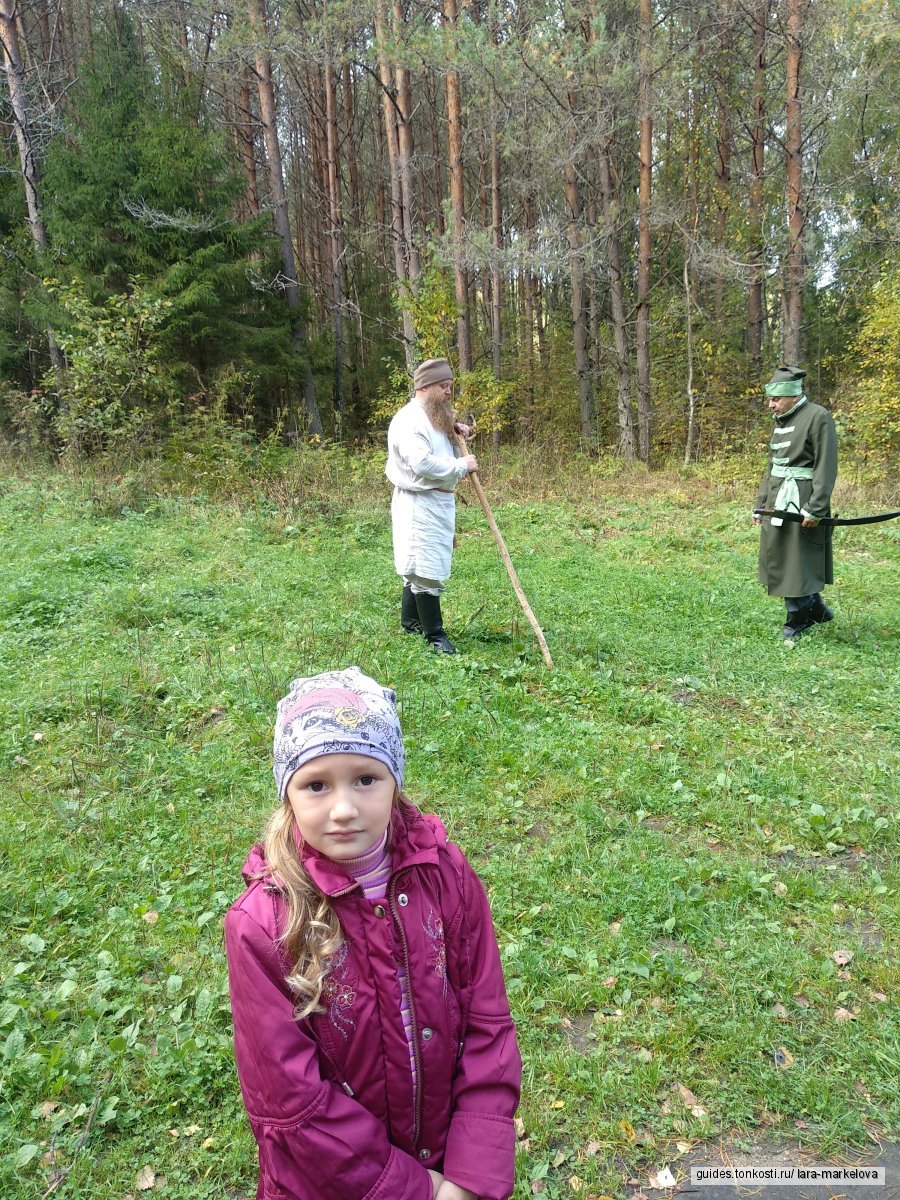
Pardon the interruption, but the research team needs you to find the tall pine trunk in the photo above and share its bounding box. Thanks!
[443,0,471,371]
[713,3,734,313]
[635,0,653,463]
[375,0,416,367]
[747,0,767,373]
[323,50,345,431]
[598,143,635,460]
[393,2,420,288]
[783,0,804,364]
[564,84,593,446]
[247,0,322,435]
[489,72,503,449]
[0,0,64,375]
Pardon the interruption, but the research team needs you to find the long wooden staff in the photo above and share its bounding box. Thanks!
[454,433,554,668]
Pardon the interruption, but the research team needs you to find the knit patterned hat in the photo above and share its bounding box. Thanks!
[413,358,454,390]
[273,667,405,800]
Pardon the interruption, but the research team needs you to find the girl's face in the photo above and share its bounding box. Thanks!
[285,753,395,860]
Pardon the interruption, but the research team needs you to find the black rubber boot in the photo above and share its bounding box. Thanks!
[415,592,456,655]
[782,597,816,641]
[401,586,423,634]
[808,593,834,624]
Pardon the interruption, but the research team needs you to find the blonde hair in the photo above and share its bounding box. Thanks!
[262,790,407,1020]
[262,803,344,1019]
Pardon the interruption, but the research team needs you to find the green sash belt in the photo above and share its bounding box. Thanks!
[769,465,814,526]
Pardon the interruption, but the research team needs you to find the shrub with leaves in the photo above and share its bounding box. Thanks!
[838,268,900,465]
[45,278,177,453]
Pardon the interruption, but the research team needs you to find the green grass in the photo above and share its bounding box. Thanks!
[1,454,897,1199]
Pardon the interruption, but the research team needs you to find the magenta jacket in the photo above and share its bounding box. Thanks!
[224,804,521,1200]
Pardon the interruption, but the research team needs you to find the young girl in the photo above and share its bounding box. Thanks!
[225,667,521,1200]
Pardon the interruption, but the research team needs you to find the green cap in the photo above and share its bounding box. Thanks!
[764,364,806,397]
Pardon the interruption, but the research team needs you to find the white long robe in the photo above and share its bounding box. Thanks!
[385,399,469,582]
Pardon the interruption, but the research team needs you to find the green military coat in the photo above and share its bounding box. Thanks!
[755,399,838,597]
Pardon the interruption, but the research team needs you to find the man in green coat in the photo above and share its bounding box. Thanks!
[753,365,838,641]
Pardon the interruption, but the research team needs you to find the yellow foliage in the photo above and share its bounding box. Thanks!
[839,268,900,463]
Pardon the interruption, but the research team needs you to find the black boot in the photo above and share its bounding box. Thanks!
[808,593,834,624]
[415,592,456,655]
[401,586,423,634]
[782,597,816,641]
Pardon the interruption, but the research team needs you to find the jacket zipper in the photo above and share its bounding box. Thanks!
[389,874,423,1149]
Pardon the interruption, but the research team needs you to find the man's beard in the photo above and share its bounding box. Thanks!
[421,386,455,435]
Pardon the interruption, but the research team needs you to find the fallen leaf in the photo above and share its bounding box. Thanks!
[143,911,159,925]
[553,1151,566,1168]
[675,1141,692,1154]
[531,1182,546,1195]
[515,1117,526,1139]
[869,991,887,1003]
[37,1100,60,1119]
[773,881,788,896]
[136,1166,156,1191]
[568,1176,583,1193]
[834,1007,856,1022]
[551,1099,565,1109]
[794,994,810,1008]
[648,1166,677,1189]
[585,1142,602,1157]
[202,1137,215,1150]
[601,975,618,988]
[608,921,622,936]
[774,1046,795,1069]
[41,1149,61,1168]
[794,1120,808,1129]
[674,1083,706,1117]
[167,1129,180,1138]
[619,1119,636,1142]
[832,950,854,966]
[182,1124,201,1136]
[771,1003,790,1020]
[166,803,175,815]
[837,969,852,981]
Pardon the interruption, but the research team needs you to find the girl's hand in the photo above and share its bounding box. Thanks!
[427,1169,445,1198]
[436,1183,478,1200]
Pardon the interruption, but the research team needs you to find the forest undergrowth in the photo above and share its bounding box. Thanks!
[1,448,897,1199]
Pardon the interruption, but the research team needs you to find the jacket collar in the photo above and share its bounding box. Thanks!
[774,395,808,423]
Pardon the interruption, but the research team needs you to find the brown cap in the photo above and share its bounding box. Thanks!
[413,358,453,391]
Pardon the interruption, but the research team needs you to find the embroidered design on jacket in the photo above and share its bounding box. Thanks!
[424,907,448,997]
[321,943,357,1037]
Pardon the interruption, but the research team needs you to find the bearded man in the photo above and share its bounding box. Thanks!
[753,364,838,641]
[385,358,477,655]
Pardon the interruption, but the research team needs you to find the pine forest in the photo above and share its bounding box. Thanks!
[0,0,897,463]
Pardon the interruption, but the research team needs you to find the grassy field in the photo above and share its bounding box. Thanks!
[1,449,898,1200]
